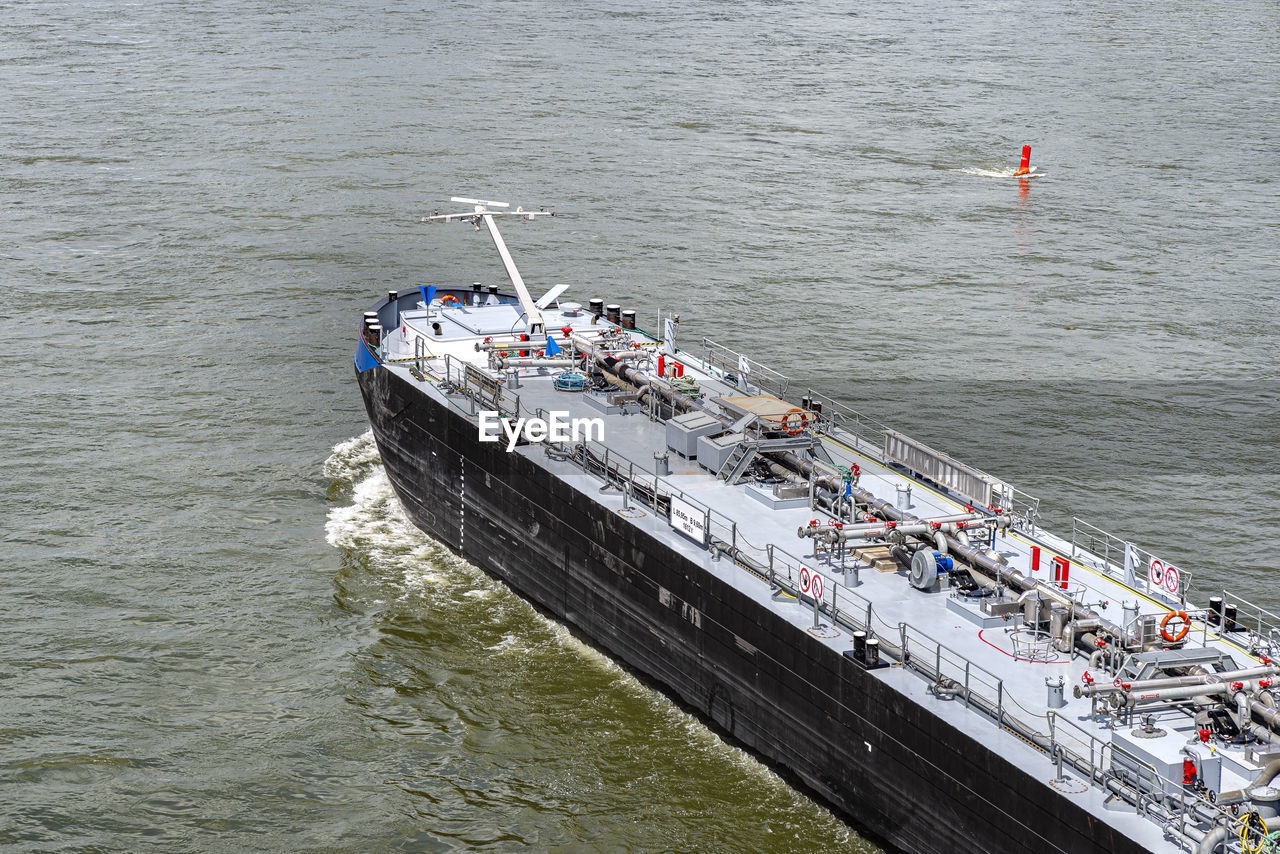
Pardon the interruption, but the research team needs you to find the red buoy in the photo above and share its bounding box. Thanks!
[1014,145,1031,176]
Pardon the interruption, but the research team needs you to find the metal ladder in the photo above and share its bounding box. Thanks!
[718,444,759,485]
[718,434,828,486]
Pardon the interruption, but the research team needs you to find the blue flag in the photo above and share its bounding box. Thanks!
[419,285,436,306]
[545,335,561,356]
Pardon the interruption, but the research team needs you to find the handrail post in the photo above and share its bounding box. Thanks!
[997,680,1004,727]
[964,662,971,708]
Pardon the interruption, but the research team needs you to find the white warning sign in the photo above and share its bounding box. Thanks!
[670,496,706,545]
[1149,557,1182,595]
[800,566,824,600]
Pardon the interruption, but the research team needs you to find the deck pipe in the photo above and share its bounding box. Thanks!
[1091,664,1280,740]
[1107,677,1276,708]
[1074,665,1280,699]
[797,512,994,542]
[476,327,623,348]
[1170,686,1280,742]
[594,354,717,421]
[475,332,611,352]
[1246,694,1280,733]
[494,358,579,369]
[1193,826,1227,854]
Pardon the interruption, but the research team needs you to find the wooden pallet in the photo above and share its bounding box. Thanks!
[853,544,900,573]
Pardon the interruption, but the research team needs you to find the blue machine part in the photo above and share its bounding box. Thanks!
[934,553,954,573]
[552,370,590,392]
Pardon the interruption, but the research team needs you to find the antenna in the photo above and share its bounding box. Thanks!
[421,197,559,335]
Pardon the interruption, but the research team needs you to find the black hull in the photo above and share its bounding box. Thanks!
[357,364,1149,854]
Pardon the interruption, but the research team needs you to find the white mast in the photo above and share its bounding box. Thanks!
[422,197,557,335]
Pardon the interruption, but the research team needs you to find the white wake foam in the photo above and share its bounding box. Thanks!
[958,165,1045,179]
[324,431,462,593]
[322,429,382,483]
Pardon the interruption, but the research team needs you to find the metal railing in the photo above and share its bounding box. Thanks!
[534,433,1101,800]
[700,337,791,400]
[1047,710,1112,787]
[801,387,896,460]
[802,387,1043,531]
[440,353,525,421]
[1224,591,1280,639]
[1218,590,1280,659]
[1069,516,1190,607]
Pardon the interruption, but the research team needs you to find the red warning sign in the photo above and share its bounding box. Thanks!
[1148,557,1182,595]
[800,566,824,600]
[1149,558,1165,588]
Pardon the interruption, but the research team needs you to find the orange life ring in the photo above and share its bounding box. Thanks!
[781,408,809,436]
[440,295,460,305]
[1160,610,1190,643]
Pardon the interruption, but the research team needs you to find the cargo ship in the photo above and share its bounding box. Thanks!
[353,197,1280,854]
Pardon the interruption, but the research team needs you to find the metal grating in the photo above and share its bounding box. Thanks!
[464,363,505,412]
[883,430,993,507]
